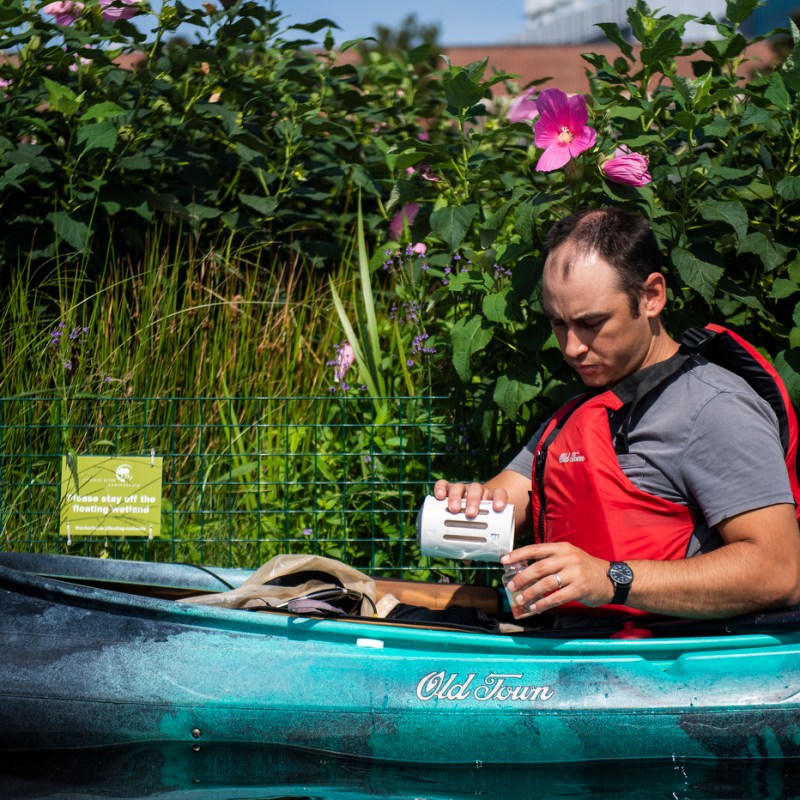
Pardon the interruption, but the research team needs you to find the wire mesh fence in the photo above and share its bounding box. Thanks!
[0,394,499,579]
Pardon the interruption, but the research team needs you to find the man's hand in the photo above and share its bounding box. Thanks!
[433,470,533,529]
[502,542,614,613]
[432,479,508,518]
[502,503,800,618]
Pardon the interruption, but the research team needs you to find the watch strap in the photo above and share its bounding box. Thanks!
[611,582,631,605]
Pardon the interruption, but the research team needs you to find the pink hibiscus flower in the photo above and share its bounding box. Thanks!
[42,0,85,26]
[388,203,420,241]
[600,147,652,187]
[334,342,356,383]
[533,89,596,172]
[507,87,538,124]
[99,0,141,21]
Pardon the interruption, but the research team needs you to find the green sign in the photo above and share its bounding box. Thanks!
[60,455,163,539]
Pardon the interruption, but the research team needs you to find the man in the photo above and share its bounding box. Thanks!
[434,207,800,623]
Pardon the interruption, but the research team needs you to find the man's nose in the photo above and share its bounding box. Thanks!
[563,328,589,359]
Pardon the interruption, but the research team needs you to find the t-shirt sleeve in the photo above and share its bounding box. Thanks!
[504,420,548,477]
[679,390,794,528]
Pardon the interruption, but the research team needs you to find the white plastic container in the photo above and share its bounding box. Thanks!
[416,495,515,562]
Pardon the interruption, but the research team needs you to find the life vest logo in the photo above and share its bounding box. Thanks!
[558,452,585,463]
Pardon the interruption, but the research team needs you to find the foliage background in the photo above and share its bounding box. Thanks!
[2,0,800,570]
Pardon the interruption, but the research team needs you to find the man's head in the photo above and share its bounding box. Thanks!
[544,207,662,318]
[542,208,673,388]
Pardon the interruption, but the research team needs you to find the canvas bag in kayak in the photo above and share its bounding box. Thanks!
[181,553,377,616]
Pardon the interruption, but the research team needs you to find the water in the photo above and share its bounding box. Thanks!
[2,744,800,799]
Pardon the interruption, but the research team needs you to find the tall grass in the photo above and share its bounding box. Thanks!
[1,231,338,402]
[0,232,489,577]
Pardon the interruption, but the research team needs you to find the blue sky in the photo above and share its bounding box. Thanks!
[285,1,529,46]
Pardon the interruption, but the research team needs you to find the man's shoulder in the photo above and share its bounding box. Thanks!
[650,355,777,427]
[675,355,761,397]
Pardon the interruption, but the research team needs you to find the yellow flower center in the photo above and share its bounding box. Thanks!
[558,126,574,144]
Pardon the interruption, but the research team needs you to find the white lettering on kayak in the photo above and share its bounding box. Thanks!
[416,671,554,702]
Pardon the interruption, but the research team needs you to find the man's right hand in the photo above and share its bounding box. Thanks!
[432,470,534,532]
[432,479,510,519]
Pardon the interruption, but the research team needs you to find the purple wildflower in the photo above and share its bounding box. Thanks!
[50,321,66,348]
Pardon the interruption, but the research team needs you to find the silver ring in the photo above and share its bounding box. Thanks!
[555,573,563,590]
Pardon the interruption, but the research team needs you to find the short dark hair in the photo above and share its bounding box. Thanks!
[544,208,662,317]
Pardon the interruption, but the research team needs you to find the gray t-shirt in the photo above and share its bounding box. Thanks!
[506,356,794,556]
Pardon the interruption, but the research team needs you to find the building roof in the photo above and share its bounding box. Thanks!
[4,40,777,99]
[442,41,778,95]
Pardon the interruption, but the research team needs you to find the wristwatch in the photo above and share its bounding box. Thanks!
[607,562,634,605]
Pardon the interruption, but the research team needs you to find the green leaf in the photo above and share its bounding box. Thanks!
[697,198,748,244]
[80,102,125,122]
[717,277,764,311]
[446,270,493,294]
[781,20,800,92]
[289,18,340,33]
[512,194,561,243]
[595,22,634,60]
[240,193,278,216]
[482,287,520,324]
[740,104,774,128]
[76,122,118,154]
[769,278,799,300]
[450,314,493,382]
[52,211,89,250]
[774,349,800,403]
[118,154,151,170]
[479,200,513,248]
[739,231,791,272]
[672,109,699,129]
[187,203,221,222]
[726,0,760,25]
[43,77,82,118]
[640,28,682,67]
[672,247,724,304]
[607,105,644,120]
[430,204,477,250]
[443,68,487,112]
[764,73,791,111]
[777,175,800,201]
[492,372,542,418]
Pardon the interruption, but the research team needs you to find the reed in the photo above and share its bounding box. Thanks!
[0,230,484,576]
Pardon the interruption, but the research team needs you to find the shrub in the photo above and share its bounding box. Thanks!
[3,0,799,444]
[0,1,440,273]
[376,0,800,442]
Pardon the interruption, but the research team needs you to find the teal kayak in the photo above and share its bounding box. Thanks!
[1,552,799,763]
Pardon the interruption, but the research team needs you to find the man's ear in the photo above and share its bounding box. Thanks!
[641,272,667,318]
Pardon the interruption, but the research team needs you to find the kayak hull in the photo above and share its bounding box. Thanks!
[2,553,800,763]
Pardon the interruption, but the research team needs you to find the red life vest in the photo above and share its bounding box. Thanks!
[530,324,800,616]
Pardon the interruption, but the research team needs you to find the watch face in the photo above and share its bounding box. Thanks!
[609,562,633,585]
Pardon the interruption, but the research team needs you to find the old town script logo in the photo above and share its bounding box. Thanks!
[416,671,554,702]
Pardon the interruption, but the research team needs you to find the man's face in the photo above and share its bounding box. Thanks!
[542,247,657,388]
